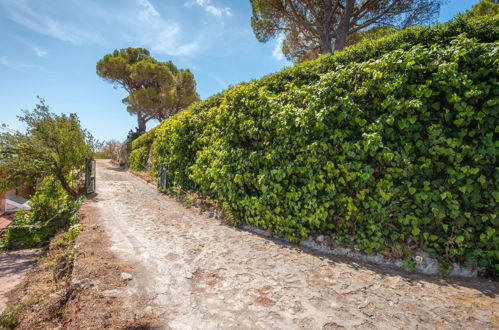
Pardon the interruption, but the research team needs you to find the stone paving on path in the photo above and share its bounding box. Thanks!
[90,160,499,329]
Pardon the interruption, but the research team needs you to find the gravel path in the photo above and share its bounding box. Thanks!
[92,160,498,329]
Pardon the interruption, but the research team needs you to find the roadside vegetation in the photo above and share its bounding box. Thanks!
[127,5,499,276]
[0,99,96,249]
[0,224,82,329]
[0,100,97,328]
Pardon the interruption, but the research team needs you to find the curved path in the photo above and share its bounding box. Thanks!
[90,160,498,329]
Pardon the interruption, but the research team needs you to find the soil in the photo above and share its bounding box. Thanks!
[85,159,499,329]
[60,203,160,329]
[0,248,40,314]
[1,203,159,329]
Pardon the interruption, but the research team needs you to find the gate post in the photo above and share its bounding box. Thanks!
[157,162,169,191]
[85,159,96,194]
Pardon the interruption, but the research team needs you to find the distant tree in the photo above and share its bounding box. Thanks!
[0,99,97,199]
[250,0,442,62]
[461,0,499,19]
[94,139,120,159]
[344,25,397,48]
[96,48,199,132]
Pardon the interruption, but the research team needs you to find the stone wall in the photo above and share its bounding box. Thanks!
[112,139,131,167]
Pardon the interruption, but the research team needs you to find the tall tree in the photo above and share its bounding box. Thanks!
[0,99,96,199]
[96,48,199,133]
[461,0,499,19]
[251,0,441,62]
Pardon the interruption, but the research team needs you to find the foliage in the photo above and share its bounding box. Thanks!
[250,0,441,62]
[128,126,159,170]
[131,15,498,273]
[128,131,144,141]
[12,177,72,226]
[345,25,397,48]
[0,302,23,329]
[461,0,499,19]
[150,96,222,191]
[129,146,150,171]
[258,12,499,93]
[0,99,96,199]
[96,48,199,132]
[0,222,84,329]
[130,126,158,150]
[1,180,82,249]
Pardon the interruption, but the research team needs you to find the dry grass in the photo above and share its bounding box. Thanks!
[0,203,160,330]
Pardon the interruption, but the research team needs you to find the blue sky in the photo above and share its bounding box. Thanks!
[0,0,481,141]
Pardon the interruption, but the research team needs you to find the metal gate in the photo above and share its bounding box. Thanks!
[157,162,169,191]
[85,159,96,194]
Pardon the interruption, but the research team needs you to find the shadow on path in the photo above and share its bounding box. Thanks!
[0,248,41,312]
[237,226,499,298]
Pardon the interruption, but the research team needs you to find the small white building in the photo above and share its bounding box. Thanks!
[0,186,33,215]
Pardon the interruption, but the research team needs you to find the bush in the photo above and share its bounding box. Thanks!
[129,146,150,171]
[132,14,499,273]
[13,177,71,226]
[130,126,159,150]
[1,177,82,249]
[259,13,499,94]
[129,127,160,171]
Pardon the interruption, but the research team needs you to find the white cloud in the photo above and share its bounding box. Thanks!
[0,0,102,44]
[1,0,214,58]
[138,0,159,21]
[132,0,199,56]
[0,0,199,57]
[33,47,47,57]
[0,57,35,71]
[272,34,285,61]
[142,26,199,56]
[186,0,232,17]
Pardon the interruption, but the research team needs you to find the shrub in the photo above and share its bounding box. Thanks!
[1,177,82,249]
[130,126,159,150]
[136,14,499,273]
[129,147,150,171]
[259,13,499,94]
[149,95,224,191]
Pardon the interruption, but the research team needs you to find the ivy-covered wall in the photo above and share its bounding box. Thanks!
[130,15,499,273]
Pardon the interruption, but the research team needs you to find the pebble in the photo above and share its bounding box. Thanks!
[121,272,133,281]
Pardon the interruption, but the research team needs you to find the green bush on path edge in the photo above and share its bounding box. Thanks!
[129,14,499,277]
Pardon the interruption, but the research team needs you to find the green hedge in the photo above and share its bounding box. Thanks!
[130,15,499,272]
[133,14,499,170]
[129,126,159,171]
[130,126,159,150]
[129,146,149,170]
[259,14,499,94]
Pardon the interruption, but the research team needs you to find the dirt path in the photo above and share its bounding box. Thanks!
[0,248,40,313]
[91,159,498,329]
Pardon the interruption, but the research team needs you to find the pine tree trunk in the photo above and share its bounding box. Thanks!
[334,0,354,51]
[319,28,333,54]
[137,113,146,133]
